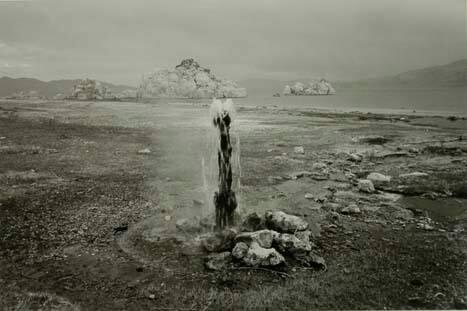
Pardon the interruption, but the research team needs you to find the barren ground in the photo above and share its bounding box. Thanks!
[1,99,466,310]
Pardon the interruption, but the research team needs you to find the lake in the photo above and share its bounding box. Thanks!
[234,87,467,116]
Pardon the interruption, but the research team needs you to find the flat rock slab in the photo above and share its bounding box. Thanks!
[235,229,278,248]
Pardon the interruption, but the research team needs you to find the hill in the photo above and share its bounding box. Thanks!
[0,77,135,98]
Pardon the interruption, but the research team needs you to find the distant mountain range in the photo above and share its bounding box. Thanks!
[1,59,465,98]
[339,59,467,89]
[240,59,467,95]
[0,77,135,98]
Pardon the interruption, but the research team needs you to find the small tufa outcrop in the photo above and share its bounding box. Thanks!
[69,78,120,101]
[283,79,336,96]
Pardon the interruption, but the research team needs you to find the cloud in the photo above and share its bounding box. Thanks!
[0,0,464,84]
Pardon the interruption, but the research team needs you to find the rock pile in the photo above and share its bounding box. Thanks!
[283,79,336,96]
[197,211,325,271]
[137,58,247,99]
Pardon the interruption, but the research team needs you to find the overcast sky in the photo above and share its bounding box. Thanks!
[0,0,465,85]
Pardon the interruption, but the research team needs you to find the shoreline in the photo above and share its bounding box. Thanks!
[2,97,467,119]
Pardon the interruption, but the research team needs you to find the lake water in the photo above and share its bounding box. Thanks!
[234,87,467,116]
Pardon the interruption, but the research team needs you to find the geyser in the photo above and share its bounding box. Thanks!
[211,98,238,230]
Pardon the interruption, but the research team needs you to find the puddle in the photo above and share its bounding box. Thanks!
[399,197,467,222]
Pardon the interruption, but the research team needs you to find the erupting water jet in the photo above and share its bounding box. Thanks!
[211,98,238,230]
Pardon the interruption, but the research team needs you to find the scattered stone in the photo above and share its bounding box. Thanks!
[409,279,423,287]
[354,135,390,145]
[241,212,265,232]
[418,223,434,231]
[308,253,326,268]
[295,230,313,244]
[312,162,327,170]
[137,148,151,154]
[326,211,341,222]
[340,204,361,215]
[399,172,429,178]
[323,202,341,210]
[348,153,362,162]
[289,171,313,179]
[205,252,231,270]
[313,194,328,203]
[374,151,409,159]
[232,242,249,259]
[408,147,420,154]
[148,294,156,300]
[265,211,309,233]
[296,252,327,269]
[164,215,171,221]
[367,172,391,183]
[199,215,215,230]
[421,192,440,200]
[311,173,329,181]
[334,190,362,200]
[304,193,314,200]
[235,229,278,248]
[242,242,285,266]
[268,176,284,183]
[358,179,375,193]
[113,223,128,235]
[294,146,305,154]
[454,297,467,309]
[201,229,236,252]
[175,218,201,233]
[193,199,204,207]
[423,145,463,156]
[307,221,322,239]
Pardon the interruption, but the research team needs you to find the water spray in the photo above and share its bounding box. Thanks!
[211,98,238,230]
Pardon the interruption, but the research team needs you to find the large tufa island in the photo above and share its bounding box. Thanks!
[283,79,336,96]
[137,59,247,99]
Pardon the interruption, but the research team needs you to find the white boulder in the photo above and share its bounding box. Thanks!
[265,211,309,233]
[367,172,391,183]
[242,242,285,266]
[358,179,375,193]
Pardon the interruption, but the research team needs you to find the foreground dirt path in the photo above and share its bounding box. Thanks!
[0,99,466,310]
